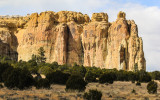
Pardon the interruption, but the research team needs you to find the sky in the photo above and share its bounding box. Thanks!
[0,0,160,71]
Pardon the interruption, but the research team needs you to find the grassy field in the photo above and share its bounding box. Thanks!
[0,81,160,100]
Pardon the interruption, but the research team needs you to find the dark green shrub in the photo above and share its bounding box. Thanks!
[116,70,129,81]
[50,62,59,70]
[147,81,158,94]
[2,67,14,82]
[136,70,151,82]
[71,64,86,77]
[128,71,137,82]
[38,66,54,75]
[58,64,69,71]
[3,68,34,89]
[35,79,50,89]
[85,71,97,82]
[28,55,37,66]
[136,81,141,86]
[99,72,116,84]
[28,66,38,74]
[0,56,13,64]
[83,89,102,100]
[0,63,12,82]
[13,60,38,74]
[131,89,136,94]
[86,67,103,78]
[46,70,70,85]
[66,74,87,92]
[150,71,160,80]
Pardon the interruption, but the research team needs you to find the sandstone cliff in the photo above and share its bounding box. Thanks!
[0,11,146,71]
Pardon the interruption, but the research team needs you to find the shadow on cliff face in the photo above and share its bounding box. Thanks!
[66,24,84,65]
[0,27,19,61]
[0,39,18,61]
[10,33,18,61]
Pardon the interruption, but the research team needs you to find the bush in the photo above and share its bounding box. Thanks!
[3,68,34,89]
[147,81,158,94]
[71,64,86,77]
[0,56,13,63]
[86,67,103,78]
[0,63,12,82]
[38,66,54,75]
[66,74,87,92]
[83,89,102,100]
[46,70,70,85]
[99,72,116,84]
[150,71,160,80]
[13,60,38,74]
[85,71,97,82]
[58,64,69,71]
[136,70,151,82]
[136,81,141,86]
[2,67,14,82]
[28,66,38,74]
[128,71,137,82]
[35,79,50,89]
[131,89,136,94]
[50,62,59,70]
[116,70,129,81]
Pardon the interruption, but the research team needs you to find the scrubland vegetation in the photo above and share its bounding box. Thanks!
[0,47,159,100]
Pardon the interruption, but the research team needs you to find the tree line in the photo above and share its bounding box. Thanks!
[0,47,159,100]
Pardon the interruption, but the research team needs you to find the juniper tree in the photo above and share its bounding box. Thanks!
[37,47,46,64]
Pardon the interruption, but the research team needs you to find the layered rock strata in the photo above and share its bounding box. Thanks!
[0,11,146,70]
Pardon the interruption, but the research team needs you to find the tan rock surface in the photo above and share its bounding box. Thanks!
[82,20,109,67]
[0,11,146,70]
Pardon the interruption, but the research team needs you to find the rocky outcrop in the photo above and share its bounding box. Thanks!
[0,11,146,71]
[16,11,86,65]
[82,13,109,67]
[0,18,19,60]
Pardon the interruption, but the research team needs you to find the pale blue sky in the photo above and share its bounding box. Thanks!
[0,0,159,16]
[0,0,160,71]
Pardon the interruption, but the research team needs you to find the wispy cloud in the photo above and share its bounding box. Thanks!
[0,0,110,15]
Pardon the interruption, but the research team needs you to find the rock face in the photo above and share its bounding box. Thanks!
[0,18,19,60]
[0,11,146,71]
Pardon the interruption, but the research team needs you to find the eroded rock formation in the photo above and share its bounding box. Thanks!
[0,11,146,71]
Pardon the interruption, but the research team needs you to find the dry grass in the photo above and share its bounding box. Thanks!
[0,81,160,100]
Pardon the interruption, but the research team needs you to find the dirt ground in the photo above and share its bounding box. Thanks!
[0,81,160,100]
